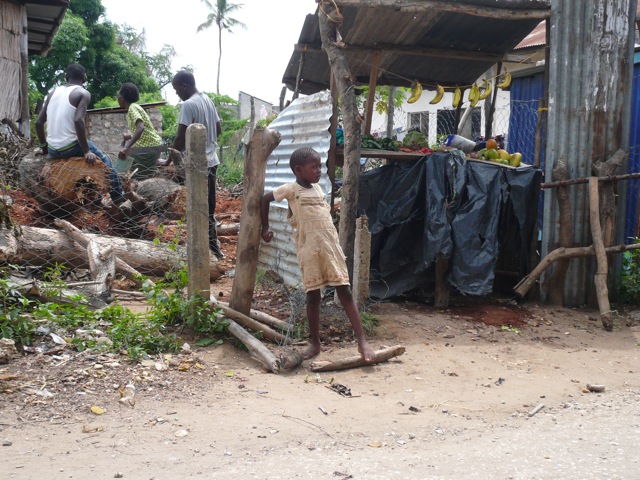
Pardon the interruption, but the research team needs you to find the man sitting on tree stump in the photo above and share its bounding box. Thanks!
[35,63,125,205]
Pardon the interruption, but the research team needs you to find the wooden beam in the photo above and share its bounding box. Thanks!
[335,1,550,20]
[294,43,533,69]
[364,50,381,135]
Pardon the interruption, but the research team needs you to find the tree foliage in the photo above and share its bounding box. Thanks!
[29,0,171,111]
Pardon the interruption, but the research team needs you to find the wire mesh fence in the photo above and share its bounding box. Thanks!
[0,123,219,303]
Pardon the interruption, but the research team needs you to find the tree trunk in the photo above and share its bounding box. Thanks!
[229,127,281,315]
[318,1,362,279]
[0,225,224,280]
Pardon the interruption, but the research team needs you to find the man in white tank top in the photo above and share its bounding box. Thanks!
[35,64,125,205]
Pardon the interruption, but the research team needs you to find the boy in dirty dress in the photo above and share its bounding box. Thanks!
[260,147,375,363]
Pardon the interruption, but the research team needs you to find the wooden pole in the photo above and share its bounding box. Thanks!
[229,127,281,315]
[547,161,572,305]
[434,253,450,308]
[364,50,381,136]
[386,86,396,138]
[185,124,211,299]
[589,177,613,331]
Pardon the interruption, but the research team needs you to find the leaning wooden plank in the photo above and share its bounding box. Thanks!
[310,345,406,372]
[0,224,224,280]
[56,218,143,283]
[210,300,289,344]
[226,318,280,374]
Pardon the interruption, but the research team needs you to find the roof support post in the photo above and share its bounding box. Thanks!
[318,0,362,279]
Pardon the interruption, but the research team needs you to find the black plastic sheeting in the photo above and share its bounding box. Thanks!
[358,151,542,299]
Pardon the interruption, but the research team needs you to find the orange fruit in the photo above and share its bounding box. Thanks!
[486,139,498,150]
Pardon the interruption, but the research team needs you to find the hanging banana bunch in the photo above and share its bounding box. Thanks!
[407,81,423,103]
[452,87,462,108]
[429,84,445,105]
[497,71,512,89]
[477,80,492,101]
[468,83,480,107]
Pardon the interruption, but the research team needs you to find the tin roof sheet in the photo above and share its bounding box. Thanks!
[282,0,550,95]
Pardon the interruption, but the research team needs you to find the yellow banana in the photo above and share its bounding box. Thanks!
[429,84,445,105]
[468,83,480,107]
[497,71,512,89]
[477,80,492,101]
[452,87,462,108]
[407,81,423,103]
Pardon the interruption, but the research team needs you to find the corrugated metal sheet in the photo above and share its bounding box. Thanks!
[283,1,549,95]
[625,56,640,242]
[541,0,636,306]
[258,91,334,288]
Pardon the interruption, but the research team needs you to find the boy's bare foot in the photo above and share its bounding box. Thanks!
[359,342,376,363]
[303,342,321,360]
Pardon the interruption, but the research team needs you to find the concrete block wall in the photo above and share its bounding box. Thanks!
[86,106,163,159]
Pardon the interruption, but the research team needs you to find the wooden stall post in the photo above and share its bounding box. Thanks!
[352,215,371,308]
[185,124,210,299]
[589,177,613,331]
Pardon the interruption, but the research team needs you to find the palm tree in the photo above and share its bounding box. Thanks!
[197,0,247,94]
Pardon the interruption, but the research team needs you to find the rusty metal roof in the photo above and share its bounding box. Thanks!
[514,20,546,50]
[516,3,640,50]
[25,0,69,56]
[282,0,550,95]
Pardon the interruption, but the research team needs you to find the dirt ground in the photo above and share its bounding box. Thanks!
[2,191,640,479]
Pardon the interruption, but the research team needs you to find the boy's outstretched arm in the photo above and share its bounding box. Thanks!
[260,191,275,242]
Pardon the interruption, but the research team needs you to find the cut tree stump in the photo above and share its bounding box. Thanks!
[19,153,110,216]
[309,345,406,372]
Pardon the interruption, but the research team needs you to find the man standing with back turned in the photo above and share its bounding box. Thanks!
[35,63,125,205]
[169,70,224,259]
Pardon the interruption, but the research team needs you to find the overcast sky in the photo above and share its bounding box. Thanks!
[101,0,317,105]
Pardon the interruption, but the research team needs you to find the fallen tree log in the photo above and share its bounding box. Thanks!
[514,242,640,299]
[310,345,406,372]
[54,219,144,284]
[0,225,224,280]
[226,319,280,373]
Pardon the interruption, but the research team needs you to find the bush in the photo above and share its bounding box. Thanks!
[620,243,640,303]
[218,159,244,187]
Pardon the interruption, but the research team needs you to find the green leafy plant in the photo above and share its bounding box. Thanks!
[360,311,380,336]
[501,325,521,334]
[620,243,640,303]
[217,158,244,187]
[402,131,428,150]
